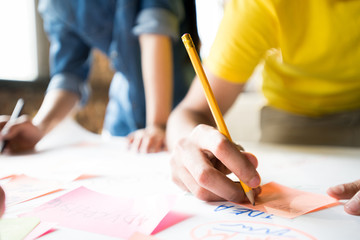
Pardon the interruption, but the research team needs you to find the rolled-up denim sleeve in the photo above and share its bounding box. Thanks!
[132,0,184,40]
[46,73,90,106]
[38,0,91,106]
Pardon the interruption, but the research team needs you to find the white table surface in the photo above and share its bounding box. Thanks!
[1,118,360,240]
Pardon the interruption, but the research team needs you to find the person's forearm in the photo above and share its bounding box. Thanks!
[166,104,215,150]
[32,90,80,136]
[139,34,172,128]
[166,65,246,150]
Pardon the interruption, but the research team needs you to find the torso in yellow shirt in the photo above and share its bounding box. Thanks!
[205,0,360,116]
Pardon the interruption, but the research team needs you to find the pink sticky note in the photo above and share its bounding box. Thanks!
[3,175,63,206]
[239,182,339,218]
[151,211,191,235]
[22,187,176,239]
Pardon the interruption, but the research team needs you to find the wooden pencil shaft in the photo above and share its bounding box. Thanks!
[182,34,231,140]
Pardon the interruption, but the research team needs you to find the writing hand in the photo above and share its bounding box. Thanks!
[170,124,261,203]
[327,180,360,215]
[0,115,43,154]
[126,125,166,153]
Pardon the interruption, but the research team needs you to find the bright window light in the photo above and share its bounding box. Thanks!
[0,0,38,81]
[196,0,224,58]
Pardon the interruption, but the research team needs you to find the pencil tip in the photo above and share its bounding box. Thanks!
[245,190,255,207]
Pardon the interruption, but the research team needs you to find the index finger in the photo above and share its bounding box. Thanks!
[327,180,360,200]
[181,140,251,203]
[0,116,11,131]
[192,125,261,188]
[1,115,30,139]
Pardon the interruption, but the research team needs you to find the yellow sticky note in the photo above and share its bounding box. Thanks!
[0,217,40,240]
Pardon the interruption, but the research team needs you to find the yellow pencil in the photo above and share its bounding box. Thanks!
[181,33,255,205]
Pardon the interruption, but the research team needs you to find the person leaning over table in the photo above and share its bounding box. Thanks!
[166,0,360,216]
[0,0,199,154]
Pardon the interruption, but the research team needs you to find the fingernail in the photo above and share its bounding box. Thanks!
[345,193,360,214]
[330,184,345,195]
[249,175,261,188]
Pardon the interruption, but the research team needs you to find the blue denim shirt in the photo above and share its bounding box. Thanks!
[38,0,194,136]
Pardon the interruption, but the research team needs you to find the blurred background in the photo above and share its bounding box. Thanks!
[0,0,117,133]
[0,0,262,139]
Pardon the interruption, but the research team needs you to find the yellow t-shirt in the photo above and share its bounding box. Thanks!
[205,0,360,116]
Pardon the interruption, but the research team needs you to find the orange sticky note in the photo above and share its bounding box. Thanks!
[72,174,98,181]
[239,182,339,218]
[129,232,161,240]
[3,175,63,206]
